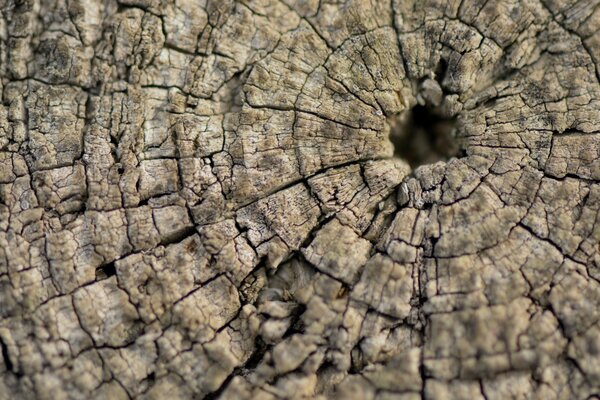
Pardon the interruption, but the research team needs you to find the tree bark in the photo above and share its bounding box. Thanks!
[1,0,600,398]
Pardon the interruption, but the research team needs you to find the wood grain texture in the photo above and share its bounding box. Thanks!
[1,0,600,398]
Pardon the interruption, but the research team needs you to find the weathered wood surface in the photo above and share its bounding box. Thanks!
[1,0,600,398]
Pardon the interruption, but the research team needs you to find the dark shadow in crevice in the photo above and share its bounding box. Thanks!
[1,337,14,373]
[95,262,116,280]
[389,104,460,169]
[204,337,270,400]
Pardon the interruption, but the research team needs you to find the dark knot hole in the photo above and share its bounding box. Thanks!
[389,103,460,168]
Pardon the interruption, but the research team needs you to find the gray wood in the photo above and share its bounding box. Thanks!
[1,0,600,398]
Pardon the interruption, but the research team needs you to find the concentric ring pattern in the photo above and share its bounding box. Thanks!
[1,0,600,398]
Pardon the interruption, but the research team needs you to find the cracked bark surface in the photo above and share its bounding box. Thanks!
[1,0,600,398]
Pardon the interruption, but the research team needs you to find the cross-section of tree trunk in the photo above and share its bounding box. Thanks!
[1,0,600,398]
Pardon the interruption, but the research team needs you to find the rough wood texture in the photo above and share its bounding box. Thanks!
[1,0,600,398]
